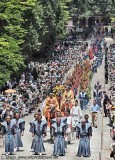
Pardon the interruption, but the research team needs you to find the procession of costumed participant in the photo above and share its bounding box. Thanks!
[79,59,91,107]
[71,64,83,98]
[85,59,92,101]
[61,85,75,107]
[53,81,64,108]
[65,64,83,100]
[89,48,94,60]
[61,99,73,116]
[43,93,61,127]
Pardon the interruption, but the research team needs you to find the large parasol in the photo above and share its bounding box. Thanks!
[5,89,16,93]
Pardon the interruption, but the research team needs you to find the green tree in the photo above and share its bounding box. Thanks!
[25,0,72,57]
[0,0,72,85]
[72,0,115,18]
[0,0,34,86]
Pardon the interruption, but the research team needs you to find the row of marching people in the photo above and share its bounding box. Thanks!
[43,85,75,129]
[93,81,103,108]
[0,112,25,155]
[43,84,89,119]
[0,100,93,157]
[42,82,91,147]
[29,108,91,157]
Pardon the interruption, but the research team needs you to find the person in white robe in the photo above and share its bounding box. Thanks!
[40,98,46,115]
[70,100,82,139]
[66,110,72,144]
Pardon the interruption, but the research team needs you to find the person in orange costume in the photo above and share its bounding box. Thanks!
[53,81,64,108]
[43,93,61,127]
[61,85,75,107]
[61,99,73,116]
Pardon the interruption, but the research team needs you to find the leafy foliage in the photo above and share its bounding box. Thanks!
[0,0,72,85]
[0,0,32,86]
[72,0,115,18]
[25,0,72,57]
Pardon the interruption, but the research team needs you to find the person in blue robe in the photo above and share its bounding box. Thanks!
[51,113,67,147]
[76,120,92,157]
[92,62,97,73]
[94,81,101,90]
[12,112,25,151]
[2,115,15,155]
[29,113,38,150]
[79,90,87,110]
[84,114,92,134]
[93,88,102,107]
[29,114,47,155]
[51,116,66,157]
[85,94,89,106]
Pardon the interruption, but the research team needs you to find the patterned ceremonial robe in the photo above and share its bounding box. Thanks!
[53,85,64,96]
[29,117,47,150]
[29,120,47,153]
[12,118,25,150]
[43,96,60,116]
[94,83,101,90]
[76,122,92,157]
[51,117,67,130]
[53,85,64,108]
[93,89,102,107]
[51,121,66,156]
[2,120,15,153]
[79,92,87,110]
[61,102,73,116]
[43,96,61,127]
[61,90,75,106]
[29,120,36,150]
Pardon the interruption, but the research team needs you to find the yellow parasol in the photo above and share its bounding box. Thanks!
[112,106,115,109]
[5,89,16,93]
